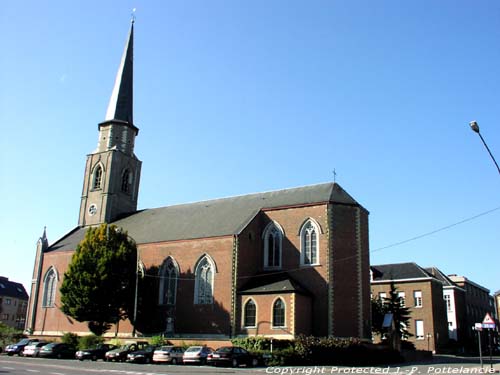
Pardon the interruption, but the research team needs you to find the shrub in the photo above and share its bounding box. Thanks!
[150,335,168,346]
[78,335,103,350]
[61,332,79,349]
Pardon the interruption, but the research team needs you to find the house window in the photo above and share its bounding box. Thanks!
[121,169,131,193]
[194,256,215,304]
[244,299,257,328]
[300,220,320,265]
[398,292,406,307]
[5,298,11,305]
[272,298,286,328]
[42,268,57,307]
[93,165,103,189]
[263,222,283,269]
[159,258,178,305]
[444,294,452,311]
[414,290,423,308]
[415,320,424,340]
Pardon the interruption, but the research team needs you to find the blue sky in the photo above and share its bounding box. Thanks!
[1,1,499,296]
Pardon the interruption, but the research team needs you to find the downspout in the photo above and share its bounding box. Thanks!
[230,234,239,338]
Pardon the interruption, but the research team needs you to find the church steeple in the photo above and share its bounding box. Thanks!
[105,21,134,124]
[79,20,142,227]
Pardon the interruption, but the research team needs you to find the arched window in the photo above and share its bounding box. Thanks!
[263,222,283,269]
[42,268,58,307]
[93,165,103,189]
[300,219,320,265]
[244,299,256,327]
[194,255,215,304]
[272,298,285,328]
[121,169,131,193]
[159,258,178,305]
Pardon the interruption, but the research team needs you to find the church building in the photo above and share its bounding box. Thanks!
[26,21,371,341]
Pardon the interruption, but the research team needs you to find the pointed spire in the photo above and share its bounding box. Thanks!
[38,226,48,250]
[105,20,134,124]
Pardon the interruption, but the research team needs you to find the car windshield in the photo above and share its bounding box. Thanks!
[17,339,30,345]
[159,346,173,351]
[43,343,56,349]
[186,346,202,352]
[217,347,232,353]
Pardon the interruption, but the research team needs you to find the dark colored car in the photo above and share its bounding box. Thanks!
[39,343,76,359]
[75,344,117,361]
[126,345,157,364]
[104,342,148,362]
[5,339,39,356]
[207,346,259,367]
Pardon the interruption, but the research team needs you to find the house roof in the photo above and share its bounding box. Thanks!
[370,262,433,282]
[238,272,312,296]
[0,277,28,300]
[424,267,457,287]
[47,182,363,253]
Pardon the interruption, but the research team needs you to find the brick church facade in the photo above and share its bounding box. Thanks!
[26,21,371,340]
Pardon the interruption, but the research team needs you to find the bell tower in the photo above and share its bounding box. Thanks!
[79,20,142,226]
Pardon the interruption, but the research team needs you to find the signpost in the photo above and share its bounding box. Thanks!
[481,313,496,371]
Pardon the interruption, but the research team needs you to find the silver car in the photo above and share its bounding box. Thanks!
[152,345,184,364]
[182,346,213,365]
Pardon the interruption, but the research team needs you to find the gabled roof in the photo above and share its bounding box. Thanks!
[0,277,28,300]
[47,182,362,253]
[238,272,312,296]
[371,262,433,282]
[424,267,457,287]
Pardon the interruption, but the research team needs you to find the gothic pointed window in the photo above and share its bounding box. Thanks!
[121,169,131,193]
[263,222,283,269]
[194,255,215,304]
[159,258,178,305]
[300,219,320,265]
[93,165,103,189]
[42,268,57,307]
[244,299,257,327]
[272,298,286,328]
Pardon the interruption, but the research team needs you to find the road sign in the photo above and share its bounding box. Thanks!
[475,323,483,331]
[482,313,496,329]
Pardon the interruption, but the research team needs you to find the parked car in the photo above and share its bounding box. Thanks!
[5,339,39,356]
[39,343,76,359]
[182,345,213,365]
[126,345,157,364]
[75,343,117,361]
[104,342,148,362]
[23,342,48,357]
[207,346,259,367]
[152,345,185,364]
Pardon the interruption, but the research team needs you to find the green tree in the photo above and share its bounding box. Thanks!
[372,283,412,352]
[60,224,137,335]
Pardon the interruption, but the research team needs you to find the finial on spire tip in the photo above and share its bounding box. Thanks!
[131,8,136,24]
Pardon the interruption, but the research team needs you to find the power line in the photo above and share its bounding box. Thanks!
[371,205,500,253]
[138,205,500,281]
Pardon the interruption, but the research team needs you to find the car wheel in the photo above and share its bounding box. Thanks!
[232,358,239,368]
[172,358,177,365]
[57,353,62,359]
[92,355,97,361]
[145,357,151,364]
[251,358,259,367]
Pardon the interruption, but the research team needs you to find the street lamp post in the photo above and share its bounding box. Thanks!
[469,121,500,175]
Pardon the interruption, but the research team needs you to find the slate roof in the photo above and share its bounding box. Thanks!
[424,267,457,287]
[238,272,312,296]
[0,277,28,300]
[370,262,433,282]
[47,182,362,253]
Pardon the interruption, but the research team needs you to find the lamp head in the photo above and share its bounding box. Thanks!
[469,121,480,133]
